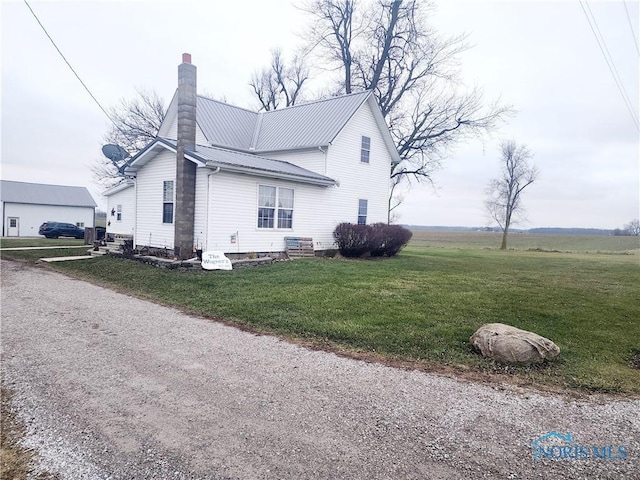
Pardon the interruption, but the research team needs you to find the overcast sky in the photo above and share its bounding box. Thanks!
[2,0,638,229]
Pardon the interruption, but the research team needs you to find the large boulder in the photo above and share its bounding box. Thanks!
[470,323,560,364]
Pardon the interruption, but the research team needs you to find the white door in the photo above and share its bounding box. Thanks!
[7,217,19,236]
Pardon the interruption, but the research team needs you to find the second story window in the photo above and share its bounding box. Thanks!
[361,136,370,163]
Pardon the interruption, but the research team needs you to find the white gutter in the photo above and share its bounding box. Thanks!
[203,161,335,187]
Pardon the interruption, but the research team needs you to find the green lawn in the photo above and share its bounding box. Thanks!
[4,237,636,394]
[0,238,85,248]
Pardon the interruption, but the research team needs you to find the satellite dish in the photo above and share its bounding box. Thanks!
[102,144,129,162]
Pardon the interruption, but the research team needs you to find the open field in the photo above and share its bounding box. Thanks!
[2,233,639,394]
[409,230,640,253]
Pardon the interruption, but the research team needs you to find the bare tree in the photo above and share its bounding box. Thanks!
[388,174,405,223]
[305,0,359,93]
[624,218,640,236]
[92,88,166,188]
[485,140,538,250]
[251,0,512,215]
[250,49,309,111]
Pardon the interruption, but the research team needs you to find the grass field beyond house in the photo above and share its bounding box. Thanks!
[2,233,639,394]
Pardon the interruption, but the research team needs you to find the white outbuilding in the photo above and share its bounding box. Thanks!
[1,180,97,237]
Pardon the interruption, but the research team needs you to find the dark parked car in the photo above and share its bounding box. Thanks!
[38,222,85,239]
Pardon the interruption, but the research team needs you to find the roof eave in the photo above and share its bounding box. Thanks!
[252,144,331,155]
[102,180,135,196]
[125,137,202,175]
[203,161,335,187]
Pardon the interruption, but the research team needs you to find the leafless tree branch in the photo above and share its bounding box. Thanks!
[92,88,166,189]
[250,49,310,111]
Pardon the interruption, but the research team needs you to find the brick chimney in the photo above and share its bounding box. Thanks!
[174,53,197,259]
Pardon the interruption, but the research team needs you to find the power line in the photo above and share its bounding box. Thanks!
[22,0,121,132]
[579,0,640,131]
[623,0,640,56]
[583,1,639,129]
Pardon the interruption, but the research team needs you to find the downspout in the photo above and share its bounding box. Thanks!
[204,167,221,250]
[318,146,328,176]
[133,179,138,244]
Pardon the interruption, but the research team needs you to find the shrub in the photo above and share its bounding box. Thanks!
[370,223,413,257]
[369,223,387,257]
[333,222,413,258]
[384,224,413,256]
[333,223,374,257]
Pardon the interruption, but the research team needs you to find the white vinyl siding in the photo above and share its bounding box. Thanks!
[193,167,209,251]
[262,149,327,176]
[203,172,333,253]
[135,150,177,248]
[163,113,209,145]
[106,184,135,236]
[320,99,390,238]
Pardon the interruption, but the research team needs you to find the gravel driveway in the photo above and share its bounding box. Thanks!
[1,260,638,479]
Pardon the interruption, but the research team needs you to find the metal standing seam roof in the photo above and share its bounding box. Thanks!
[148,138,334,185]
[0,180,97,207]
[254,91,371,151]
[194,91,371,152]
[193,144,335,184]
[196,97,258,150]
[130,90,387,184]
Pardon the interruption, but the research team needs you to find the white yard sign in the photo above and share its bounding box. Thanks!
[201,251,233,271]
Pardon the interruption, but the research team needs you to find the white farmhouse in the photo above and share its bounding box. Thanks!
[106,54,400,258]
[1,180,96,237]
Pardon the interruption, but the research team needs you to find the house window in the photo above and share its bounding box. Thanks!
[76,222,85,228]
[258,185,295,229]
[258,185,276,228]
[361,136,371,163]
[9,218,17,228]
[116,204,122,222]
[163,180,174,224]
[358,199,368,225]
[278,188,294,228]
